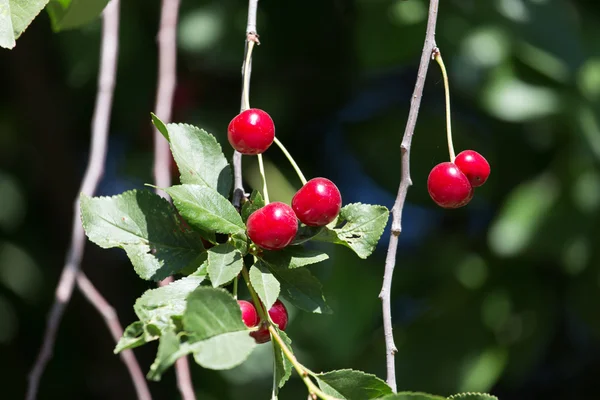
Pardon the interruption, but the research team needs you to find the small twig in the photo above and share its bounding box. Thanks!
[76,273,151,400]
[378,0,440,393]
[232,0,260,208]
[27,1,122,399]
[152,0,197,399]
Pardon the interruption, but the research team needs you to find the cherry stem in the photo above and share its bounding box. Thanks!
[241,40,256,111]
[232,275,239,299]
[273,137,308,186]
[268,325,341,400]
[433,49,456,162]
[257,153,270,204]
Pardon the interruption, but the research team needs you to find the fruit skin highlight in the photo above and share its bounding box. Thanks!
[238,300,259,328]
[250,300,289,344]
[227,108,275,155]
[292,177,342,227]
[454,150,490,188]
[427,162,473,208]
[247,202,298,250]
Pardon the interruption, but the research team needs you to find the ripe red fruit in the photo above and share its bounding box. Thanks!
[427,162,473,208]
[251,300,289,344]
[454,150,490,187]
[292,178,342,227]
[238,300,259,328]
[227,108,275,155]
[247,202,298,250]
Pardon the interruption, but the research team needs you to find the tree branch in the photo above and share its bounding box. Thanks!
[76,273,152,400]
[232,0,260,208]
[378,0,440,393]
[152,1,197,399]
[26,2,125,399]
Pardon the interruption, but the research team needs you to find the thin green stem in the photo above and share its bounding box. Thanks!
[434,50,456,162]
[271,345,279,399]
[257,153,270,204]
[241,40,256,111]
[268,325,340,400]
[232,275,239,299]
[273,137,307,185]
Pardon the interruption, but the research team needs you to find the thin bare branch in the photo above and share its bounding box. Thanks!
[27,1,122,399]
[379,0,440,393]
[152,0,196,399]
[76,273,151,400]
[232,0,260,208]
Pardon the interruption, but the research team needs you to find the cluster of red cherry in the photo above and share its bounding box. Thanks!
[427,150,490,209]
[227,108,343,342]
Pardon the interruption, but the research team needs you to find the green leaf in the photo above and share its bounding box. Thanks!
[154,116,232,197]
[207,243,243,287]
[260,246,329,269]
[0,0,49,49]
[114,321,158,353]
[230,231,249,255]
[241,190,265,223]
[191,330,255,370]
[80,190,206,281]
[273,328,293,389]
[315,203,389,259]
[250,262,280,310]
[377,393,447,400]
[314,369,393,399]
[133,269,207,331]
[166,184,245,236]
[46,0,109,32]
[183,286,248,340]
[263,261,331,314]
[147,324,188,381]
[448,394,498,400]
[290,225,324,245]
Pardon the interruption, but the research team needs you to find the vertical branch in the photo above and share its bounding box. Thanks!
[27,1,122,399]
[152,1,196,400]
[378,0,440,393]
[232,0,260,208]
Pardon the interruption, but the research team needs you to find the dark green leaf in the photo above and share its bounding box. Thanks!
[448,394,498,400]
[153,116,232,196]
[263,261,331,314]
[241,190,265,223]
[0,0,49,49]
[183,286,248,340]
[207,243,243,287]
[273,328,293,389]
[80,190,206,281]
[46,0,109,32]
[114,321,158,353]
[315,203,389,259]
[377,393,447,400]
[250,261,280,310]
[314,369,393,399]
[133,269,207,331]
[230,231,249,255]
[147,324,188,381]
[290,225,324,245]
[260,246,329,269]
[166,184,245,236]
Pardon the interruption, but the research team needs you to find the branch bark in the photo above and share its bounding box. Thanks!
[26,2,149,399]
[378,0,440,393]
[232,0,260,208]
[152,1,197,399]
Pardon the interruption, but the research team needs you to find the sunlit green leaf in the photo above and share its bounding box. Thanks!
[207,243,243,287]
[250,261,280,310]
[315,369,393,399]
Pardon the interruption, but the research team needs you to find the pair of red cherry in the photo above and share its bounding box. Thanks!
[238,299,288,344]
[427,150,490,208]
[227,109,342,251]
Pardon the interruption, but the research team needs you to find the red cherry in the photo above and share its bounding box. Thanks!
[237,300,259,328]
[427,162,473,208]
[291,178,342,227]
[247,202,298,250]
[250,300,289,344]
[454,150,490,187]
[227,108,275,155]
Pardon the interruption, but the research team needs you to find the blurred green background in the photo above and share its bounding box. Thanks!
[2,0,600,399]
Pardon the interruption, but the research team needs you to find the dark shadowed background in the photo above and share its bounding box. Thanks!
[2,0,600,399]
